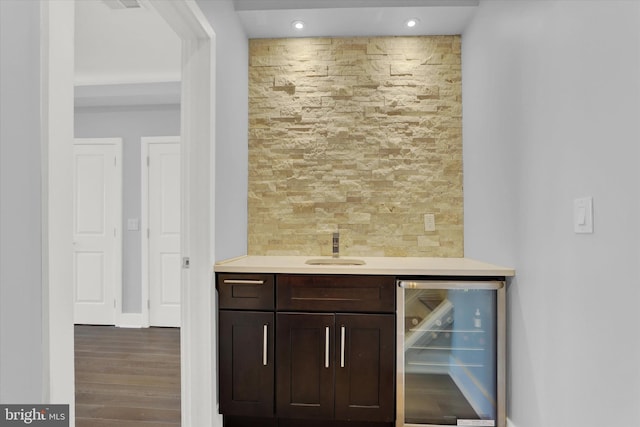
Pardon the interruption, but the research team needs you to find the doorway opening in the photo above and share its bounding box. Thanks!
[73,2,183,423]
[74,0,182,328]
[43,1,216,425]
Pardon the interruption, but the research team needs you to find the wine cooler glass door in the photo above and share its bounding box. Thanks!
[397,280,504,427]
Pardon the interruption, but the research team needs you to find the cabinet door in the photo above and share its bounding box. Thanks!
[334,314,396,422]
[276,313,335,420]
[219,310,274,417]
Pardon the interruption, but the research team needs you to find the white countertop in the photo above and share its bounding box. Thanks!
[214,255,515,277]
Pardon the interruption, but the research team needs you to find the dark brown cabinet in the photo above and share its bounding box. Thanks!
[218,273,276,419]
[217,273,275,310]
[217,273,396,427]
[276,313,335,419]
[334,313,395,422]
[277,274,395,313]
[218,310,275,417]
[277,312,395,422]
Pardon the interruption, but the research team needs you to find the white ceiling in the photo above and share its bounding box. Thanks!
[74,0,181,86]
[235,0,479,38]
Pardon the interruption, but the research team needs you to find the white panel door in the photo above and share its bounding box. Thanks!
[145,138,181,327]
[73,138,122,325]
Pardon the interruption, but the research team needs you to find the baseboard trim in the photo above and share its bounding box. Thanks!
[117,313,144,328]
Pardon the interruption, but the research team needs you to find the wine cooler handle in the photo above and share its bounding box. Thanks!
[398,280,503,290]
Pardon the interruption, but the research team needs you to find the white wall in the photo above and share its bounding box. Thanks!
[75,105,181,313]
[463,2,640,427]
[196,0,249,261]
[0,0,43,402]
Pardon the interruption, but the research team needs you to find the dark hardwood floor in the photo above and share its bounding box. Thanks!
[75,325,181,427]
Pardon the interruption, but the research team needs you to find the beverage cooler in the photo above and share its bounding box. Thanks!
[396,280,506,427]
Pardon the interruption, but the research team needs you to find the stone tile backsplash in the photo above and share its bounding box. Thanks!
[248,36,463,257]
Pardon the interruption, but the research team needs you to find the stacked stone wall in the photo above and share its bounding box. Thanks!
[248,36,462,257]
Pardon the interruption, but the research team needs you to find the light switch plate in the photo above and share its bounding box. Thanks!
[127,218,140,231]
[574,197,593,234]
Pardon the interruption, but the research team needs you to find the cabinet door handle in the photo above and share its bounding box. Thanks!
[223,279,265,285]
[340,325,345,368]
[263,324,268,366]
[325,326,330,368]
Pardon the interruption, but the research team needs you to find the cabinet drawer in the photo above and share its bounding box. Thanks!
[218,274,275,310]
[277,275,395,313]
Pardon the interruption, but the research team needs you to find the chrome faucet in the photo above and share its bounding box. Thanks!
[332,232,340,258]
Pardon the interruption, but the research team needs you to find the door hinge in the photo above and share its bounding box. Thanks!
[114,299,116,308]
[182,257,190,269]
[147,156,150,167]
[147,300,150,310]
[114,156,117,166]
[147,228,150,238]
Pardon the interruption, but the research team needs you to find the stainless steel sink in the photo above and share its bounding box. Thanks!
[305,258,366,266]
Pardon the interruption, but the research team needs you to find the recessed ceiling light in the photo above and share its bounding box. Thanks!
[405,18,420,28]
[292,20,305,30]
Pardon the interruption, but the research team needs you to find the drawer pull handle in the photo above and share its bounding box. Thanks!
[263,324,268,366]
[325,326,330,368]
[223,279,265,285]
[340,325,346,368]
